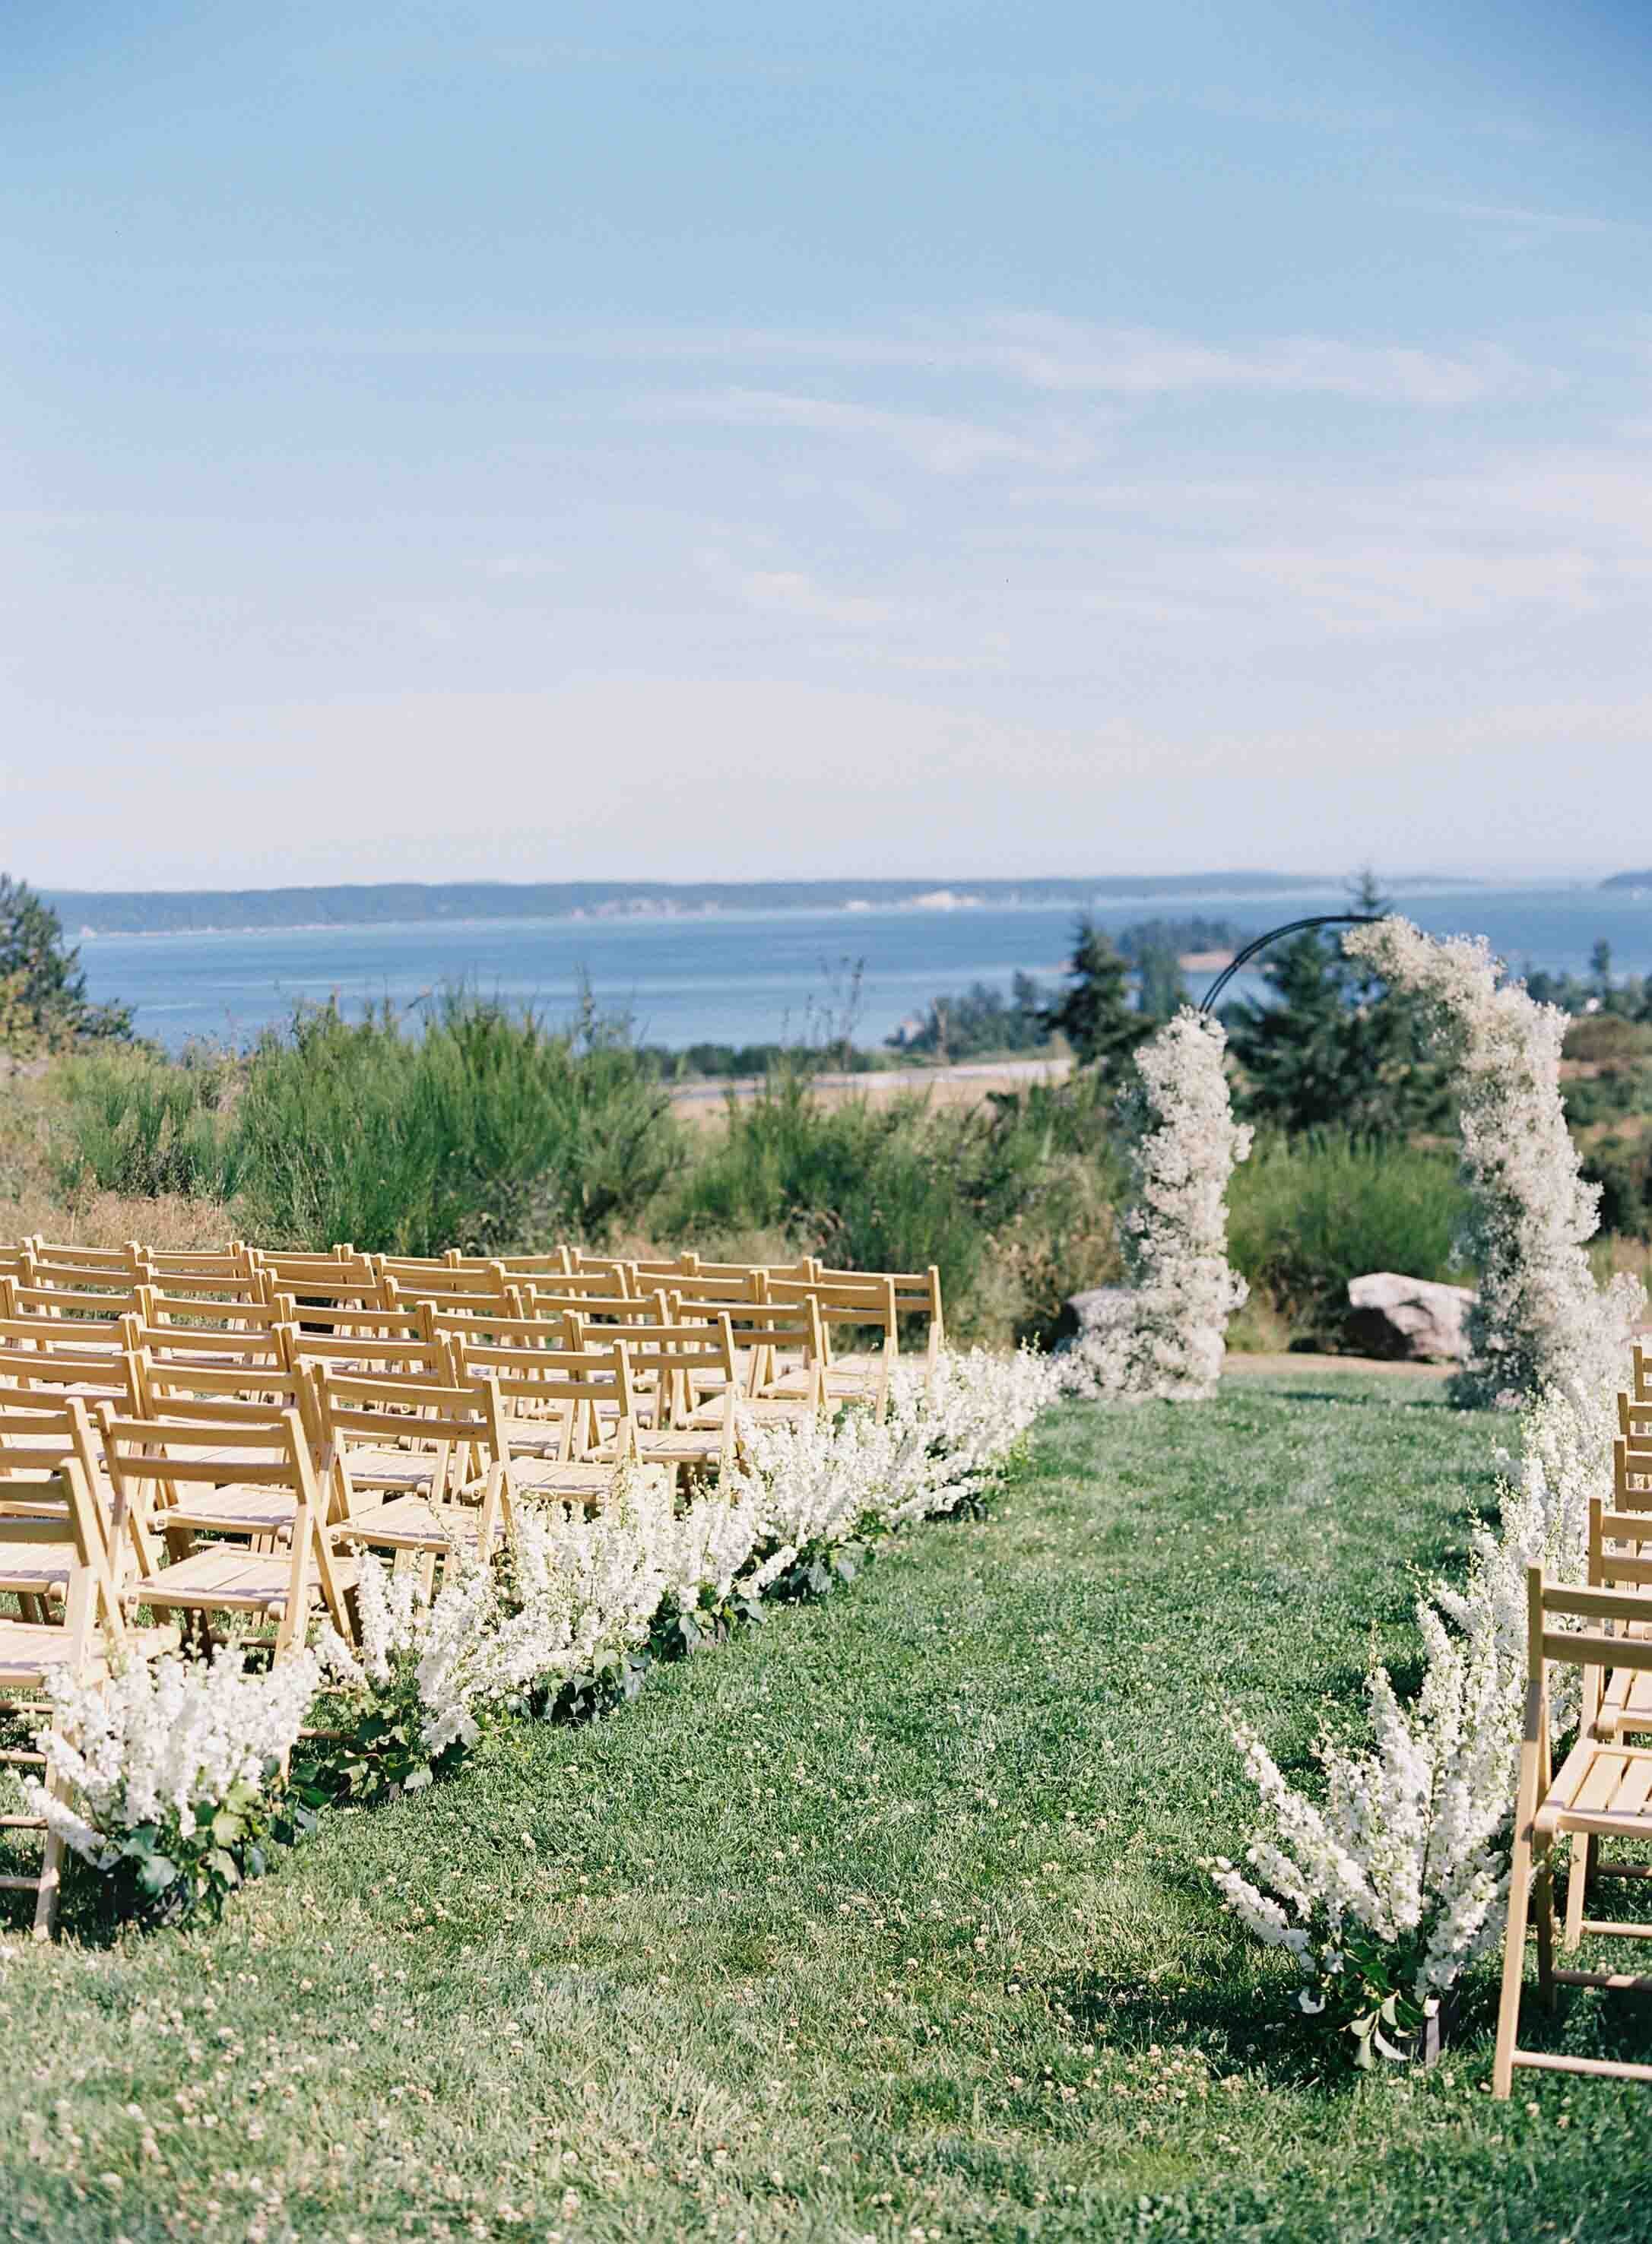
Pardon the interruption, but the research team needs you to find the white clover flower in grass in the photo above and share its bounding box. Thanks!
[24,1647,322,1864]
[1061,1007,1251,1403]
[1341,917,1641,1411]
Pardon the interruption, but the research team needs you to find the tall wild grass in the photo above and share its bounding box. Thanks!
[664,1065,1123,1338]
[34,1004,1481,1349]
[1227,1130,1470,1347]
[53,1048,241,1203]
[230,991,680,1255]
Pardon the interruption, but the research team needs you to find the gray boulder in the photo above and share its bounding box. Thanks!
[1346,1272,1476,1363]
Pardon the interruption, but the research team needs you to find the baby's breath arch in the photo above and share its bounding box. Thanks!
[1064,912,1381,1404]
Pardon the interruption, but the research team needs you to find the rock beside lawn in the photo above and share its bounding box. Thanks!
[1346,1271,1476,1363]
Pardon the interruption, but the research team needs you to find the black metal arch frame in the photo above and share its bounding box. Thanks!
[1199,914,1384,1015]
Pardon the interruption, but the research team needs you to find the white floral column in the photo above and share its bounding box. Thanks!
[1067,1006,1253,1402]
[1342,917,1641,1410]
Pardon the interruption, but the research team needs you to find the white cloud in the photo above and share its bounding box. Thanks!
[652,388,1093,474]
[623,315,1539,407]
[696,547,900,629]
[240,313,1543,408]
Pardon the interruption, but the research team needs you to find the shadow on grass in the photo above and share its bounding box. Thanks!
[1045,1962,1337,2090]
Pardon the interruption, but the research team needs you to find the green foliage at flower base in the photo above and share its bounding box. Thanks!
[293,1694,471,1809]
[90,1770,313,1929]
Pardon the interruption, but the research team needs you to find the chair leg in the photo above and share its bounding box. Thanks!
[1493,1827,1536,2097]
[1564,1832,1592,1950]
[31,1765,70,1943]
[1535,1837,1556,2011]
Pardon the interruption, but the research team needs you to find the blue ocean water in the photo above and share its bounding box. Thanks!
[72,882,1652,1054]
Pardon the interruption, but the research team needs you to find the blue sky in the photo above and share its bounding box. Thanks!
[5,0,1652,886]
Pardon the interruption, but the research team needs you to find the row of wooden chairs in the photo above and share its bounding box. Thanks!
[0,1238,946,1418]
[1495,1349,1652,2090]
[0,1233,946,1936]
[2,1234,940,1933]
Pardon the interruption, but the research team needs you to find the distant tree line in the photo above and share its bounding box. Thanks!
[890,917,1251,1063]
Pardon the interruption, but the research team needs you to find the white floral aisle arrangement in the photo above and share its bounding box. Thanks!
[28,1342,1060,1928]
[727,1342,1062,1596]
[1062,1006,1252,1402]
[24,1648,322,1924]
[1216,921,1640,2063]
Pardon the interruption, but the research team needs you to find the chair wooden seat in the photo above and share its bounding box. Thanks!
[0,1531,78,1598]
[334,1493,487,1552]
[768,1355,883,1400]
[499,1456,628,1499]
[610,1425,728,1463]
[1597,1664,1652,1740]
[693,1391,820,1428]
[138,1541,360,1615]
[1538,1739,1652,1838]
[331,1444,446,1491]
[495,1413,576,1458]
[163,1482,302,1540]
[0,1616,177,1685]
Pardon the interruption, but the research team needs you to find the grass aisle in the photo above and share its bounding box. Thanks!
[5,1378,1652,2242]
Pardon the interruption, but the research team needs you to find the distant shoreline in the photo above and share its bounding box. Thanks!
[48,870,1491,940]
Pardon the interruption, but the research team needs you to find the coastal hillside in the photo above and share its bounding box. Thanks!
[43,873,1330,936]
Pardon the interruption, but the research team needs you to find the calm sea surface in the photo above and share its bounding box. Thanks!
[75,882,1652,1053]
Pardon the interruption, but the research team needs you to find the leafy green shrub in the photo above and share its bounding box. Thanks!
[669,1069,987,1303]
[1228,1130,1470,1346]
[230,988,680,1254]
[52,1047,239,1200]
[1581,1131,1652,1240]
[667,1065,1122,1342]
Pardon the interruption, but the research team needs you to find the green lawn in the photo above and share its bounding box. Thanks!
[5,1377,1652,2242]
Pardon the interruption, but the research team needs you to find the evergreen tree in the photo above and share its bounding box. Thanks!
[0,875,133,1052]
[1134,937,1191,1022]
[1043,916,1154,1073]
[1222,874,1448,1137]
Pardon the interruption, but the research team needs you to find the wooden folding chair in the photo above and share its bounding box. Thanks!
[122,1291,291,1373]
[18,1238,149,1289]
[1494,1545,1652,2093]
[568,1311,739,1486]
[435,1248,587,1285]
[0,1281,147,1357]
[810,1260,946,1377]
[313,1364,514,1561]
[100,1412,356,1658]
[0,1453,177,1936]
[278,1331,458,1494]
[144,1244,256,1288]
[440,1323,641,1507]
[123,1359,331,1551]
[267,1296,433,1349]
[671,1295,827,1425]
[0,1326,144,1414]
[767,1273,899,1418]
[249,1252,392,1314]
[378,1261,523,1320]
